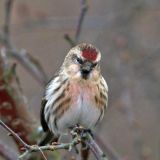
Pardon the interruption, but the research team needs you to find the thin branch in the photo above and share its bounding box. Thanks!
[0,120,108,160]
[3,0,14,48]
[8,48,48,86]
[64,0,88,46]
[83,133,108,160]
[0,120,30,149]
[19,136,80,160]
[75,0,88,43]
[95,135,121,160]
[0,0,48,86]
[64,34,76,47]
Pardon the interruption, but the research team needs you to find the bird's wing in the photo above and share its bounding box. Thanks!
[39,75,60,145]
[40,97,49,132]
[40,73,60,132]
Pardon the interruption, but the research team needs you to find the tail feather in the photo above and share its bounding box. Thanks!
[38,131,58,146]
[81,141,90,160]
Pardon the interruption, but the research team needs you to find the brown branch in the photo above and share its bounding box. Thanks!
[19,137,80,160]
[0,0,48,86]
[0,120,108,160]
[95,135,121,160]
[64,0,88,46]
[0,49,36,150]
[3,0,14,48]
[64,34,76,47]
[0,120,31,149]
[75,0,88,43]
[8,48,48,86]
[0,140,18,160]
[82,133,108,160]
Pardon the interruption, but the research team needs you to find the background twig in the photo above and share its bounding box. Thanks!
[75,0,88,43]
[84,133,108,160]
[0,0,38,154]
[64,0,88,47]
[0,0,48,86]
[0,120,31,149]
[3,0,14,48]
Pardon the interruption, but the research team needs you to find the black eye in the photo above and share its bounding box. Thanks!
[76,57,83,64]
[92,62,97,68]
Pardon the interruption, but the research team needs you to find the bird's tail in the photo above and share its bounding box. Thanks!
[38,131,58,146]
[81,141,90,160]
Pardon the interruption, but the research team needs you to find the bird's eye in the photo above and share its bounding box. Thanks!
[92,62,97,68]
[76,57,83,64]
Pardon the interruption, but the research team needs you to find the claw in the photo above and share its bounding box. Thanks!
[51,142,59,145]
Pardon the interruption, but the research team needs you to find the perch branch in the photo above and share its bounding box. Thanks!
[0,120,108,160]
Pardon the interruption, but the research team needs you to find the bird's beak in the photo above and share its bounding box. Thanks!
[81,61,92,79]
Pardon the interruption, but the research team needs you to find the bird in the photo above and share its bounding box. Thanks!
[40,43,108,159]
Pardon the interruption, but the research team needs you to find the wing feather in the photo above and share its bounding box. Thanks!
[40,98,48,131]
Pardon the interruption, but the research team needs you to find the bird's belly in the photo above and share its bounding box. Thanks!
[79,97,100,128]
[57,88,100,134]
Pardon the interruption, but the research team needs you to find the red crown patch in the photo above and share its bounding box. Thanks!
[82,48,98,61]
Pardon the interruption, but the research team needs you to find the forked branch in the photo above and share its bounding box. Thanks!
[0,120,108,160]
[0,0,48,86]
[64,0,88,47]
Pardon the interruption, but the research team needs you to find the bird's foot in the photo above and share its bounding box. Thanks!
[51,141,60,145]
[74,124,94,138]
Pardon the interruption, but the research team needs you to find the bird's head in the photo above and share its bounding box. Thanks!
[62,43,101,81]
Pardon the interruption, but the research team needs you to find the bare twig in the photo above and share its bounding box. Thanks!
[64,34,76,47]
[19,137,80,160]
[0,120,31,149]
[0,120,108,160]
[75,0,88,43]
[3,0,14,48]
[64,0,88,46]
[0,0,48,86]
[82,133,108,160]
[95,135,121,160]
[8,48,48,86]
[0,119,80,159]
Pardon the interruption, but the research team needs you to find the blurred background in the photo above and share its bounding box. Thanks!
[0,0,160,160]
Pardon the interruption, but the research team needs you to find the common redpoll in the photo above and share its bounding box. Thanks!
[40,43,108,139]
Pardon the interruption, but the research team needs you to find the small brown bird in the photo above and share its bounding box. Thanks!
[40,43,108,158]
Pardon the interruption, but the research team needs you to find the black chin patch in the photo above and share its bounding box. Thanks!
[81,70,90,79]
